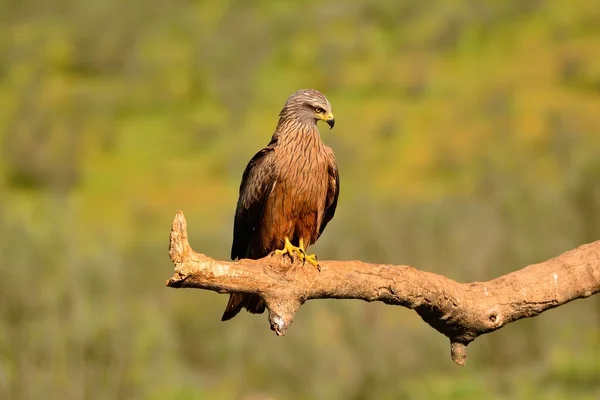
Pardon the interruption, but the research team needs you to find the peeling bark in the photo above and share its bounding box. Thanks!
[166,211,600,365]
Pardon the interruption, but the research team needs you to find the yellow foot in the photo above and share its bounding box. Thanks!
[274,237,321,271]
[299,238,321,272]
[275,237,303,262]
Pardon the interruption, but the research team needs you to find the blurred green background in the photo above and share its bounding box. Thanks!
[1,0,600,399]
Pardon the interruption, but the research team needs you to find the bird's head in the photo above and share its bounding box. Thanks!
[279,88,335,129]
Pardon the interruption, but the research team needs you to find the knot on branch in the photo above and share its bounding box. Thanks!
[485,305,505,329]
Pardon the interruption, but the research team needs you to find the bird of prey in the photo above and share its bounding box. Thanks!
[221,88,340,322]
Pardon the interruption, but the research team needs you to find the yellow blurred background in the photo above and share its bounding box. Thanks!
[1,0,600,399]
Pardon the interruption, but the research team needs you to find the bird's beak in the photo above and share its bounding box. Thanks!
[325,113,335,129]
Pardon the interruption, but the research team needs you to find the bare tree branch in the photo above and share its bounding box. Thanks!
[165,211,600,365]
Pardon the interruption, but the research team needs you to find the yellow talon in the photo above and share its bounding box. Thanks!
[299,238,321,272]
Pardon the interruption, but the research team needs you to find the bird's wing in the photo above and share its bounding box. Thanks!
[319,146,340,236]
[231,139,278,260]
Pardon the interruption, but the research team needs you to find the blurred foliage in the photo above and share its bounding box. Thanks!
[1,0,600,399]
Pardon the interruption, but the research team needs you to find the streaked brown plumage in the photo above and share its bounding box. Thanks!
[221,88,340,321]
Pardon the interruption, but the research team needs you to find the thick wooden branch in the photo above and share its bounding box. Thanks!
[166,211,600,365]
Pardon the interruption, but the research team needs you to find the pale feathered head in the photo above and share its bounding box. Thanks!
[278,89,335,129]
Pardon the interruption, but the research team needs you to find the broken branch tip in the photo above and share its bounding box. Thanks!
[450,340,469,366]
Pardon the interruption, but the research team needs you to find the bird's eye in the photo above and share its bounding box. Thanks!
[315,107,324,114]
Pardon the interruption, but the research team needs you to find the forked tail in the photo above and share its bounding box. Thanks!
[221,293,266,321]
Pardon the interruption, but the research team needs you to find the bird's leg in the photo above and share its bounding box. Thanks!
[275,237,303,262]
[299,238,320,271]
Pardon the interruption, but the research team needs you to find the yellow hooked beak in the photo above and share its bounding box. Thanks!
[320,112,335,129]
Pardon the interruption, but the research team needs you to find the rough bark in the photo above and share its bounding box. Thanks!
[166,211,600,365]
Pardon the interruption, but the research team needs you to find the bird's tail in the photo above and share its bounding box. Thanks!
[221,293,266,321]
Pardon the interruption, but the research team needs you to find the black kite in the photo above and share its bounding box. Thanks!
[221,89,340,321]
